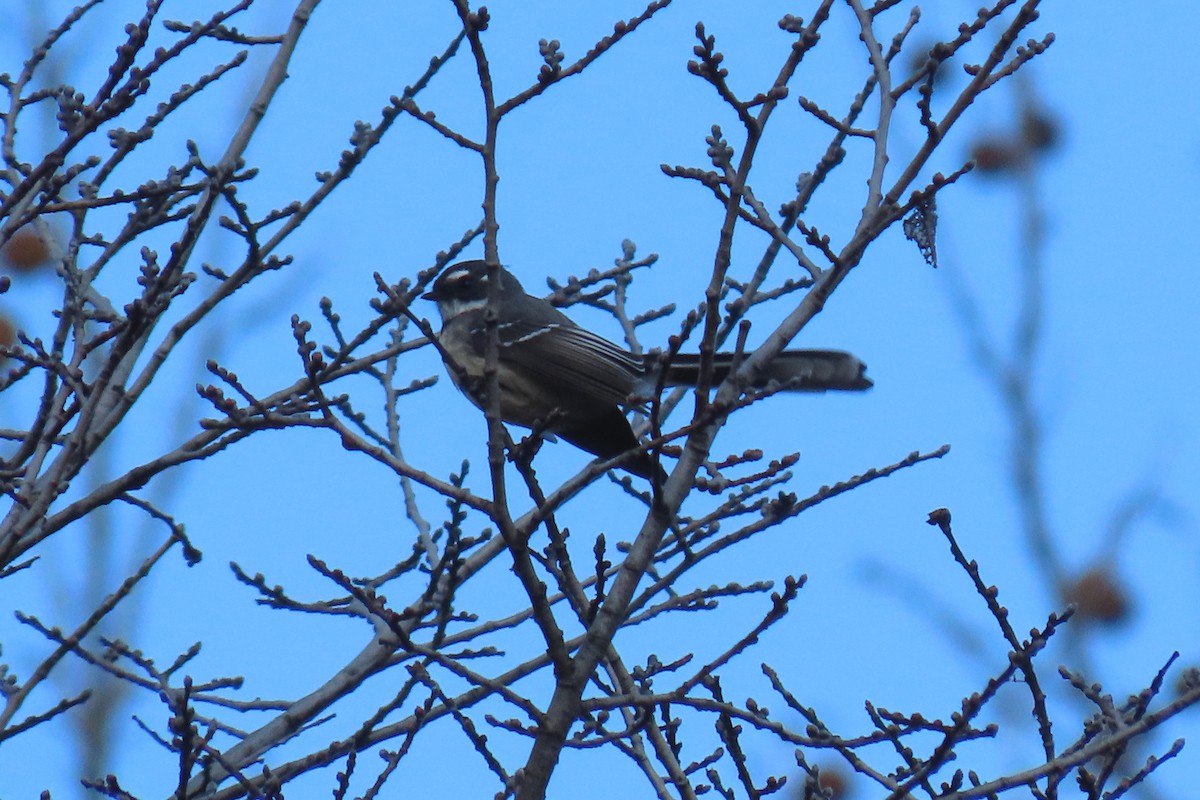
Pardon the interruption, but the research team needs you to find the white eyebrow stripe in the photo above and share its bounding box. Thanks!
[444,266,486,284]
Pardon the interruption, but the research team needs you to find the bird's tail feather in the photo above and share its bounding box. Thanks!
[657,349,871,392]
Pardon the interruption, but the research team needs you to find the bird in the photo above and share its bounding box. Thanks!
[422,260,871,479]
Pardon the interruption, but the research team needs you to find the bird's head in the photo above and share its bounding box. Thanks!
[422,260,525,322]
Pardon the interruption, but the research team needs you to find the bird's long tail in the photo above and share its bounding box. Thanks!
[656,349,872,392]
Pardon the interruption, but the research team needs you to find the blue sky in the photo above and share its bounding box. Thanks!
[1,1,1198,797]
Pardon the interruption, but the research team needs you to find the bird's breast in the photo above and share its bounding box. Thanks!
[436,322,567,428]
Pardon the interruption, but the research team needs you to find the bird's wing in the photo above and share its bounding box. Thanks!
[494,320,644,408]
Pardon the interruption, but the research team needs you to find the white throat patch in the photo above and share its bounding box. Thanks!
[438,295,487,321]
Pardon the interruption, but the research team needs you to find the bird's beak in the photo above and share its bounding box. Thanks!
[421,290,437,301]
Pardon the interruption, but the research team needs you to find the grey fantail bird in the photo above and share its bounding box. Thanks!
[423,260,871,479]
